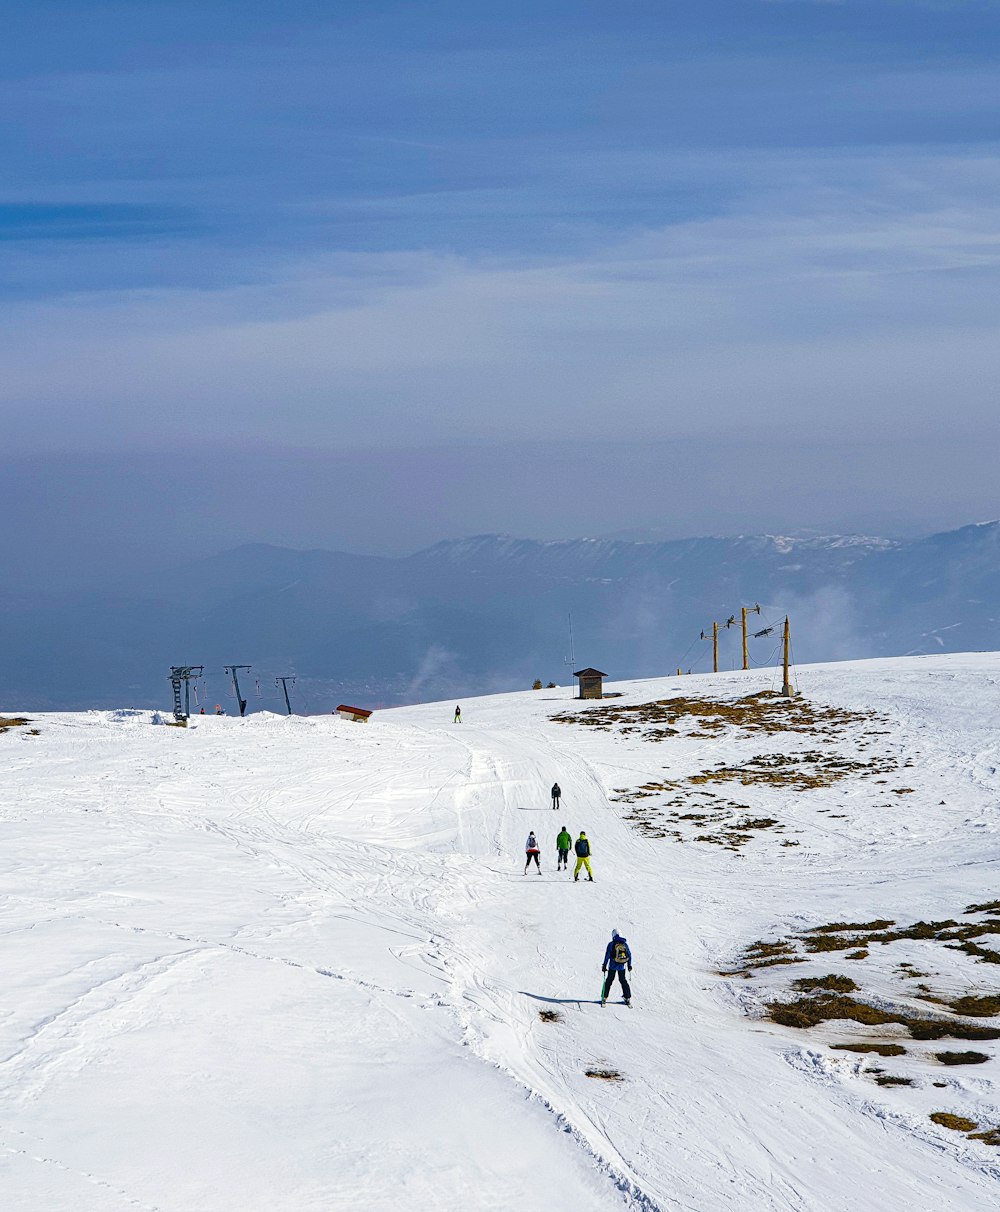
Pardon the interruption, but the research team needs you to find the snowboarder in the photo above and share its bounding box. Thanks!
[524,831,541,874]
[556,825,572,870]
[573,832,594,882]
[454,705,462,723]
[551,782,561,809]
[601,929,632,1006]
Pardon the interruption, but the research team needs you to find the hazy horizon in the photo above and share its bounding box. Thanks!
[4,2,999,596]
[3,437,998,596]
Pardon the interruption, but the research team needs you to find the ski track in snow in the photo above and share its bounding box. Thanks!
[3,654,1000,1208]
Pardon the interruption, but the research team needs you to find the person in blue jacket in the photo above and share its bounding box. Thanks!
[601,928,632,1006]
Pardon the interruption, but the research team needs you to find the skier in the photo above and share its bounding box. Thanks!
[556,824,572,870]
[524,831,541,874]
[215,704,224,716]
[551,782,561,809]
[454,705,462,723]
[601,929,632,1006]
[573,831,594,882]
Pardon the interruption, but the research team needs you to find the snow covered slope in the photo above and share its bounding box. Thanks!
[4,654,1000,1210]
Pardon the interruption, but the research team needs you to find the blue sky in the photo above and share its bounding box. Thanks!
[2,1,1000,564]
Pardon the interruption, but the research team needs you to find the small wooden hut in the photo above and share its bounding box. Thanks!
[335,704,373,723]
[573,667,606,700]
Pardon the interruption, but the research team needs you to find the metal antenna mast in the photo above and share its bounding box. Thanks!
[276,676,296,716]
[169,665,204,721]
[224,665,251,717]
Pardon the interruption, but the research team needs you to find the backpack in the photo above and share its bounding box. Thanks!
[613,941,629,966]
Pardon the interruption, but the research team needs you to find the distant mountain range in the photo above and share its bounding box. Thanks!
[4,521,999,712]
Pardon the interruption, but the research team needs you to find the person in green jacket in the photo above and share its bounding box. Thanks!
[556,825,572,871]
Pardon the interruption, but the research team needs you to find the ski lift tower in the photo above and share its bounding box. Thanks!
[224,665,252,717]
[169,665,204,722]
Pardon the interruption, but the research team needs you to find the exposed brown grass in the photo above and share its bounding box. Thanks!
[585,1068,624,1081]
[0,716,29,732]
[955,941,1000,965]
[875,1075,913,1087]
[793,974,858,994]
[553,691,882,740]
[800,919,963,954]
[948,995,1000,1017]
[767,993,1000,1040]
[969,1128,1000,1146]
[538,1009,563,1023]
[935,1051,990,1065]
[930,1112,978,1132]
[689,751,898,792]
[830,1043,906,1056]
[807,920,896,935]
[768,995,895,1031]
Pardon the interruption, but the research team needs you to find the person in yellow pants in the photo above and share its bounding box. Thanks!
[573,831,593,881]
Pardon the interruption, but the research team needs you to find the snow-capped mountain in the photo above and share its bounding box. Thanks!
[3,522,999,711]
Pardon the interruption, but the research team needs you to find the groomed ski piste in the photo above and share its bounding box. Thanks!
[4,653,1000,1210]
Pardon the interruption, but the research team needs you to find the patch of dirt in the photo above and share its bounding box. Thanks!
[585,1068,624,1081]
[538,1009,563,1023]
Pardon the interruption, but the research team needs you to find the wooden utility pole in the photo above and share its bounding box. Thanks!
[742,609,749,671]
[699,623,719,674]
[740,603,761,671]
[780,616,793,696]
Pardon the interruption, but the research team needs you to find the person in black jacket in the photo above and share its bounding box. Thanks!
[601,929,632,1005]
[551,782,561,809]
[573,832,593,882]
